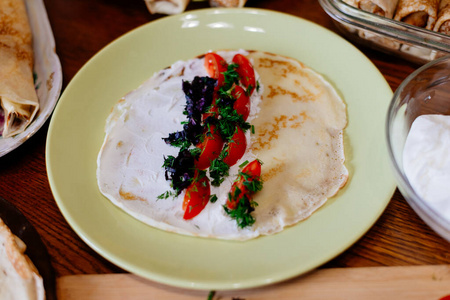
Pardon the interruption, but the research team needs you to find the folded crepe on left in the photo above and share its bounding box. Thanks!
[0,0,39,138]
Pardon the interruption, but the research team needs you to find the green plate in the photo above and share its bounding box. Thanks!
[46,8,396,290]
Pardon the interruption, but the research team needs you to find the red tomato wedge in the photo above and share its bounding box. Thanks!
[204,53,228,88]
[183,174,210,220]
[232,85,250,121]
[226,160,262,210]
[195,125,224,170]
[223,126,247,167]
[232,54,256,95]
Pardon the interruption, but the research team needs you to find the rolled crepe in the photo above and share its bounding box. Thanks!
[433,0,450,34]
[209,0,247,7]
[394,0,440,29]
[342,0,401,50]
[144,0,190,15]
[343,0,399,18]
[0,0,39,138]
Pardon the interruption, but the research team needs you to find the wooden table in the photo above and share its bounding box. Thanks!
[0,0,449,294]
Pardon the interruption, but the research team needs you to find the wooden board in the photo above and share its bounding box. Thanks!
[57,265,450,299]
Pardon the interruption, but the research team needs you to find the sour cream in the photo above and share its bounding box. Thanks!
[403,114,450,223]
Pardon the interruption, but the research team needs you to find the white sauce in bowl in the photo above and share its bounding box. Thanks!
[403,114,450,223]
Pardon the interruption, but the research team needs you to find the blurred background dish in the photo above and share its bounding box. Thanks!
[0,197,56,300]
[0,0,62,157]
[386,54,450,242]
[319,0,450,64]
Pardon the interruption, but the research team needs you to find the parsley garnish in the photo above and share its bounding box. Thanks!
[209,194,218,203]
[216,106,251,139]
[238,160,249,168]
[224,196,258,228]
[157,190,174,200]
[222,63,240,90]
[209,155,230,186]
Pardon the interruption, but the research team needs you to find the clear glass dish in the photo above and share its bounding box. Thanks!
[319,0,450,64]
[386,55,450,242]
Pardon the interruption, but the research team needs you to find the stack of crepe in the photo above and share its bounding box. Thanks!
[435,0,450,33]
[344,0,450,33]
[0,0,39,138]
[343,0,450,60]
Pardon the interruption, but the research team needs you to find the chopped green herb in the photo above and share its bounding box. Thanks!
[243,177,263,193]
[157,191,174,200]
[207,291,216,300]
[209,157,230,186]
[224,196,258,228]
[189,147,201,158]
[222,63,240,90]
[239,160,249,168]
[162,155,176,168]
[216,106,251,140]
[246,84,254,96]
[209,194,218,203]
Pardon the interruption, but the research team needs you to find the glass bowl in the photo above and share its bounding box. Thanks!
[386,55,450,242]
[319,0,450,64]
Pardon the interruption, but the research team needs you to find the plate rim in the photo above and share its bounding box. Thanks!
[46,7,396,290]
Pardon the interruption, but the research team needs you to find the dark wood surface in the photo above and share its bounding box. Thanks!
[0,0,448,284]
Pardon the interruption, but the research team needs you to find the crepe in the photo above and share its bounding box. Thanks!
[0,0,39,138]
[0,217,45,300]
[394,0,440,29]
[144,0,190,15]
[97,50,348,240]
[343,0,399,18]
[209,0,247,7]
[433,0,450,33]
[245,51,348,236]
[342,0,401,50]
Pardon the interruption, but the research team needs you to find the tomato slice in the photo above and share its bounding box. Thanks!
[232,85,250,121]
[232,54,256,95]
[204,53,228,88]
[195,125,224,170]
[223,126,247,167]
[226,160,262,210]
[183,173,210,220]
[241,159,262,176]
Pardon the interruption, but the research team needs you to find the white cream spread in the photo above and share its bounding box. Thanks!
[97,50,264,239]
[403,114,450,223]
